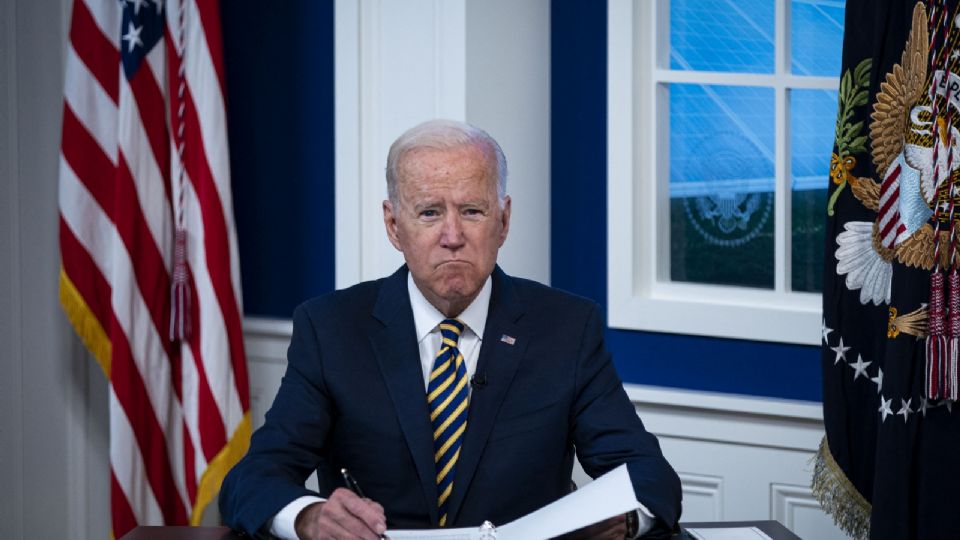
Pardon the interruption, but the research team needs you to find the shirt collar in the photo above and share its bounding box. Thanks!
[408,272,491,343]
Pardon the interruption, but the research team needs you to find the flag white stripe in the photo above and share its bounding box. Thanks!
[110,389,165,526]
[180,344,210,481]
[81,0,122,49]
[179,174,244,429]
[59,155,191,512]
[117,77,174,268]
[64,45,119,164]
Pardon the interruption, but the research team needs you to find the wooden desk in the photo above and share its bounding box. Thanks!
[122,520,800,539]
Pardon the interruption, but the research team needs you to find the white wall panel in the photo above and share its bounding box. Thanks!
[0,0,110,538]
[466,0,551,284]
[336,0,552,288]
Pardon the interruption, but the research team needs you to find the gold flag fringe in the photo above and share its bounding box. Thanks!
[191,412,252,525]
[812,436,871,540]
[59,267,111,377]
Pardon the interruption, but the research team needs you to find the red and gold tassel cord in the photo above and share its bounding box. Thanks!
[925,1,959,400]
[169,1,191,342]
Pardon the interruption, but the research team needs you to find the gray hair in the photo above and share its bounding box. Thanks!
[386,119,508,206]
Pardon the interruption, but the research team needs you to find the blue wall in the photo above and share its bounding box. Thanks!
[222,0,335,318]
[550,0,822,402]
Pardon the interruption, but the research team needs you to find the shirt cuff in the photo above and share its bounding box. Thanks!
[268,495,326,540]
[630,503,655,539]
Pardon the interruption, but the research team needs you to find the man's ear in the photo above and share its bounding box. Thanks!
[498,195,512,246]
[383,200,403,251]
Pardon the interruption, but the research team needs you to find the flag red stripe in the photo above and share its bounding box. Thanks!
[60,217,113,329]
[881,211,900,238]
[180,87,250,409]
[109,316,189,525]
[111,471,139,538]
[193,0,228,92]
[69,0,119,103]
[185,266,229,460]
[61,104,116,204]
[127,66,172,201]
[878,180,900,216]
[881,163,902,190]
[114,154,178,362]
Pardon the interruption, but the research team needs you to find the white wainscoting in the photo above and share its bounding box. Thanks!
[243,319,846,538]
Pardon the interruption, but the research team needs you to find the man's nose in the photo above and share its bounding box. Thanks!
[439,213,465,248]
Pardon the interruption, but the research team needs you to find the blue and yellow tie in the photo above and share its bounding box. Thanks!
[427,319,469,527]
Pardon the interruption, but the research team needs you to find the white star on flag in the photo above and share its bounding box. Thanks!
[122,22,143,52]
[879,395,893,422]
[848,354,871,380]
[831,337,851,365]
[152,0,163,15]
[870,367,883,394]
[822,318,833,345]
[896,398,913,422]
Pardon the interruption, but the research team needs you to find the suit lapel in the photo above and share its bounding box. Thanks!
[370,267,439,525]
[447,267,527,524]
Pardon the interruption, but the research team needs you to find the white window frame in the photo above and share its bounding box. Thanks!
[607,0,839,345]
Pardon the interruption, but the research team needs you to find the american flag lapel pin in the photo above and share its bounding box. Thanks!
[500,334,516,345]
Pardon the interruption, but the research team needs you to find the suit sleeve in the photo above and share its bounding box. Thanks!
[219,304,334,535]
[570,303,682,534]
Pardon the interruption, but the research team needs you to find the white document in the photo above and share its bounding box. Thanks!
[385,464,639,540]
[686,526,773,540]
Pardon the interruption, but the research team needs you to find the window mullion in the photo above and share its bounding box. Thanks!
[774,0,790,293]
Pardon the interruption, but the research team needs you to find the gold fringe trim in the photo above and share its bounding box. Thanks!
[191,412,252,525]
[812,436,871,540]
[59,268,111,377]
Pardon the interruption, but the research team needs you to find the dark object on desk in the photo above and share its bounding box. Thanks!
[680,520,800,540]
[119,526,239,540]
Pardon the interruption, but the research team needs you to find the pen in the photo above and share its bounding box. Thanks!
[341,467,366,498]
[342,468,387,539]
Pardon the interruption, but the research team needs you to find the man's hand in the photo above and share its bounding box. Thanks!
[557,513,628,540]
[294,488,387,540]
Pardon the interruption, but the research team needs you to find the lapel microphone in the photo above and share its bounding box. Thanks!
[470,372,488,388]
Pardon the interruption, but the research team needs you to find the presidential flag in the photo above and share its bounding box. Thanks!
[57,0,250,536]
[816,1,960,537]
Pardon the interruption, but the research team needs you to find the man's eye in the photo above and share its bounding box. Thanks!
[420,209,439,218]
[463,208,484,216]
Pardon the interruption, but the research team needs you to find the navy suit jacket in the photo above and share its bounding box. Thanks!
[219,266,681,536]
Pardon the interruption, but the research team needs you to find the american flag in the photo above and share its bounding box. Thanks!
[57,0,250,536]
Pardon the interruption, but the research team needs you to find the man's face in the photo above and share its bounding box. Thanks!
[383,143,511,316]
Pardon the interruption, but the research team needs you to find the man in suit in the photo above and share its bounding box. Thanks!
[219,120,682,539]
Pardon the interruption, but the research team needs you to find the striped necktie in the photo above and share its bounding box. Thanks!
[427,319,469,527]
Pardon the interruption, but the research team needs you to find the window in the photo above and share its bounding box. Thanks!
[608,0,844,344]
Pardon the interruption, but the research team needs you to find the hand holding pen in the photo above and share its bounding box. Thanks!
[293,468,387,540]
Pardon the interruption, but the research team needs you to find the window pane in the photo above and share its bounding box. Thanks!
[669,0,774,73]
[791,89,837,292]
[791,0,846,76]
[669,84,775,288]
